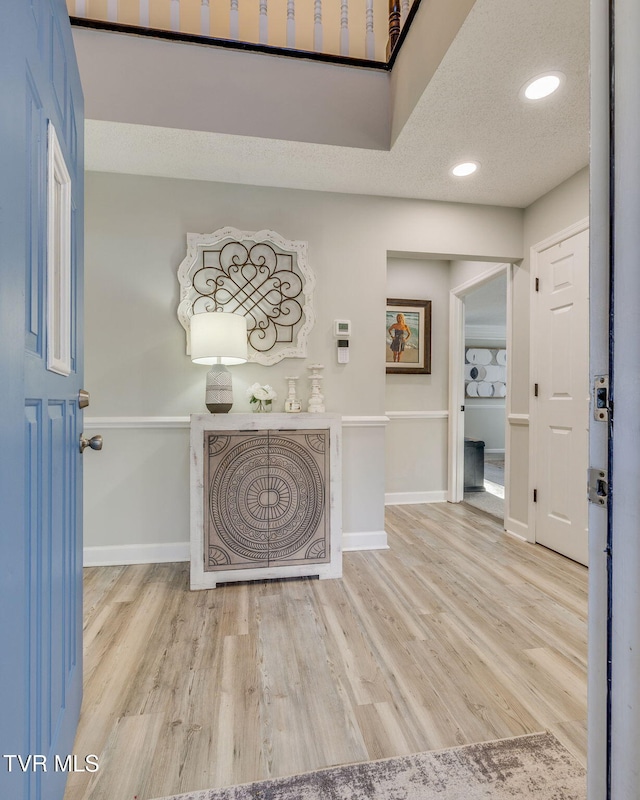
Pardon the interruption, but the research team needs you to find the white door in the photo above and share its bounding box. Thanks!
[532,227,589,566]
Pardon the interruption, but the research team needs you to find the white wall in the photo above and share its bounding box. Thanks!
[383,257,508,504]
[385,258,450,503]
[506,166,590,539]
[450,259,500,290]
[83,172,523,563]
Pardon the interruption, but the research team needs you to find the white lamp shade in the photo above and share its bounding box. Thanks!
[190,312,248,365]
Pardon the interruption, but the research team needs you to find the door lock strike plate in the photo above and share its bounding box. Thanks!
[593,375,609,421]
[588,468,608,507]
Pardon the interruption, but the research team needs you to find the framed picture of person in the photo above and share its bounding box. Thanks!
[385,298,432,374]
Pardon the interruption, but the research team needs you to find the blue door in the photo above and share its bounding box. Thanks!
[0,2,84,799]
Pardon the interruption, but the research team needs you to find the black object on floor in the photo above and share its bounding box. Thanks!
[464,437,485,492]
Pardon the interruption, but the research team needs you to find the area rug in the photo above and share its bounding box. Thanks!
[151,732,585,800]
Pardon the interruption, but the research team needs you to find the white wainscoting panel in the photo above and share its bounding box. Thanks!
[505,412,531,542]
[342,416,388,549]
[385,411,449,503]
[83,415,390,565]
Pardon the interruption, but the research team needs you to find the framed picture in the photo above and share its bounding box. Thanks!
[386,298,432,374]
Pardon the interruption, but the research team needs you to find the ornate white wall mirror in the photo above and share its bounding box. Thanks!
[177,227,315,366]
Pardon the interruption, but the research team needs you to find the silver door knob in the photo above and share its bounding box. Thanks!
[80,434,103,454]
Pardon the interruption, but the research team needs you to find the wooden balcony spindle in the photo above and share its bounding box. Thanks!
[387,0,401,58]
[170,0,180,31]
[365,0,375,59]
[313,0,323,52]
[286,0,295,48]
[259,0,268,44]
[200,0,210,35]
[107,0,117,22]
[340,0,349,56]
[75,0,86,17]
[230,0,239,39]
[139,0,150,26]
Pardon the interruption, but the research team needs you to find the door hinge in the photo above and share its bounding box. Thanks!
[588,468,608,507]
[535,277,540,292]
[593,375,611,422]
[533,489,537,503]
[534,383,539,397]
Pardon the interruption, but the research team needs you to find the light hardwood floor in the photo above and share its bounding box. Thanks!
[64,503,587,800]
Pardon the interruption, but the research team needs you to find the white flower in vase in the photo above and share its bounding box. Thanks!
[247,383,277,411]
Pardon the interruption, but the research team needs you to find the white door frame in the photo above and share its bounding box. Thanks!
[588,1,610,796]
[528,217,590,548]
[448,263,511,503]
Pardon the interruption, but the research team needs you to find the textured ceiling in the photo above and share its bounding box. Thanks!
[85,0,589,208]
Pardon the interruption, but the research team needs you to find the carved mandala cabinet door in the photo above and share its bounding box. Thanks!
[204,429,330,572]
[190,413,342,589]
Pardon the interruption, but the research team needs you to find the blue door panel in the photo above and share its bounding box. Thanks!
[25,399,42,782]
[1,2,84,799]
[49,401,66,733]
[25,69,46,358]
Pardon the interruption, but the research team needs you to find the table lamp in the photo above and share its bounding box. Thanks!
[190,311,248,413]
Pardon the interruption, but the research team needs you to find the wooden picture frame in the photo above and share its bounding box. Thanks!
[386,298,432,374]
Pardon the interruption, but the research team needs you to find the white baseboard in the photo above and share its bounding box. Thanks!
[485,448,506,455]
[85,532,389,566]
[83,542,190,567]
[504,528,528,543]
[385,490,448,506]
[342,530,389,551]
[505,516,532,543]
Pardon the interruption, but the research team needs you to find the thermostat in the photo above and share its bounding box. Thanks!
[337,339,350,364]
[334,319,351,337]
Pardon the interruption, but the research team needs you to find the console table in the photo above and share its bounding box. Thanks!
[190,413,342,589]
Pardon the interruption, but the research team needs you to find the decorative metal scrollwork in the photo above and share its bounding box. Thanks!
[178,227,315,366]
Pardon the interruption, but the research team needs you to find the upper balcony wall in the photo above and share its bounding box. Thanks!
[71,26,391,148]
[67,0,395,62]
[70,0,474,153]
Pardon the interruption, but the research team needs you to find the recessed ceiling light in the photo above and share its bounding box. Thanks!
[521,72,564,101]
[451,162,479,177]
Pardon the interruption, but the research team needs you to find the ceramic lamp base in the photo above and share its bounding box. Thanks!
[205,364,233,413]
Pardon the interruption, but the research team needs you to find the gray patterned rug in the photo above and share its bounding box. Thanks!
[151,732,585,800]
